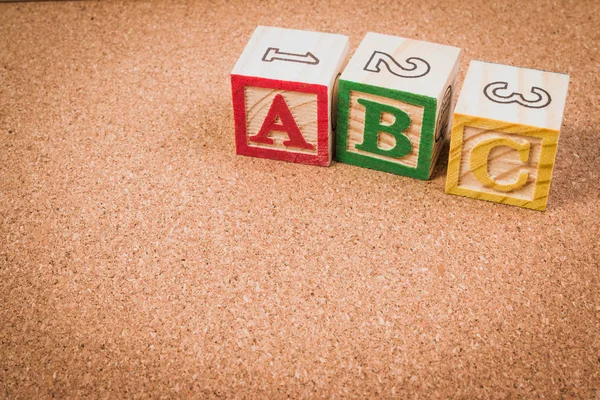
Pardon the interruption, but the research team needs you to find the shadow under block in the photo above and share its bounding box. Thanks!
[231,26,349,166]
[335,32,461,180]
[445,61,570,211]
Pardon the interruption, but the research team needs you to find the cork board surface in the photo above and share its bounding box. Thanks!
[1,1,599,398]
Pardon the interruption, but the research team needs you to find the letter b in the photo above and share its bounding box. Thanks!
[355,98,412,159]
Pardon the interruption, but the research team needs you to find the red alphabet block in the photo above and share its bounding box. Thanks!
[231,26,349,166]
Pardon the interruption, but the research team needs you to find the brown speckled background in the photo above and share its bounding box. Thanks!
[1,1,599,398]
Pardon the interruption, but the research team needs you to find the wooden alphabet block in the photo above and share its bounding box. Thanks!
[335,33,461,180]
[231,26,349,166]
[445,61,570,210]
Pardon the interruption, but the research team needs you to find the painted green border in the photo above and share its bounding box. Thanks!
[335,80,437,180]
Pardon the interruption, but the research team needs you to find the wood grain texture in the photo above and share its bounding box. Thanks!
[232,26,350,87]
[341,32,461,99]
[1,1,598,399]
[455,61,570,131]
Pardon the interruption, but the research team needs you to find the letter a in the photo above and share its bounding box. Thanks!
[249,94,315,150]
[355,98,412,158]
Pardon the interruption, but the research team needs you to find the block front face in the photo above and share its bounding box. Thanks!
[231,26,349,166]
[446,115,559,210]
[336,32,460,179]
[336,80,435,179]
[231,75,329,166]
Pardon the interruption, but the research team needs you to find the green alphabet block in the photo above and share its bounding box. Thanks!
[335,33,461,180]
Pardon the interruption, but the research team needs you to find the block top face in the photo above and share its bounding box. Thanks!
[231,26,350,86]
[456,60,570,131]
[340,32,461,98]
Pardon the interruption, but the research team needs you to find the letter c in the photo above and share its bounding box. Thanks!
[469,137,531,192]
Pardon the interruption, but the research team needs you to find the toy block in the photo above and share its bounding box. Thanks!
[335,32,461,180]
[231,26,349,166]
[445,61,570,211]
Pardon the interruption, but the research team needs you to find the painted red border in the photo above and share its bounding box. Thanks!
[231,74,330,166]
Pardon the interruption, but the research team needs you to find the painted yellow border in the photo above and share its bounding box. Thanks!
[445,114,560,211]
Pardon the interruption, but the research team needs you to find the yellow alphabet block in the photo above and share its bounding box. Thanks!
[445,61,570,211]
